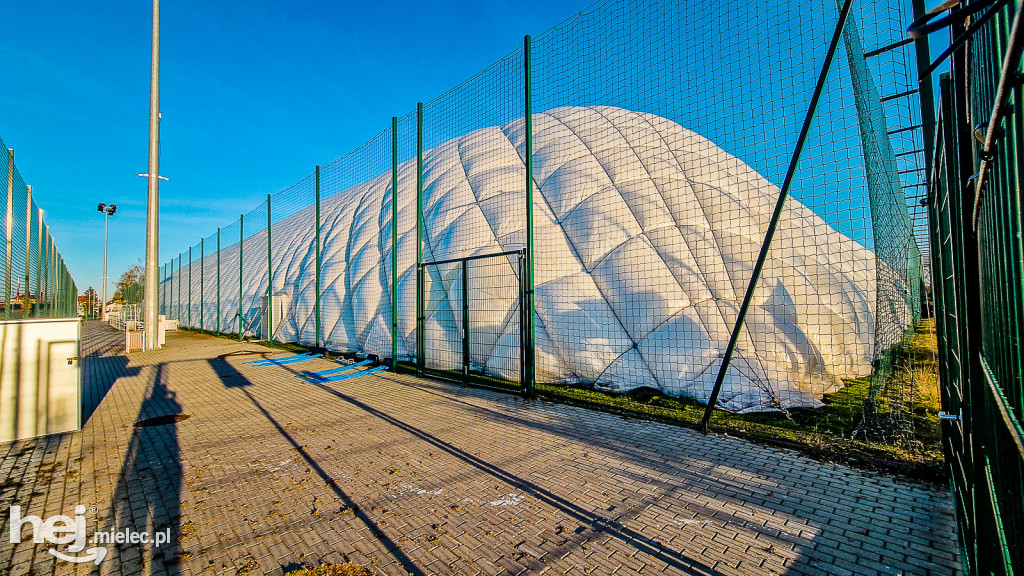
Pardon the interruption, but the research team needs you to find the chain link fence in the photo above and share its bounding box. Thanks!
[0,137,78,320]
[161,0,931,450]
[924,0,1024,570]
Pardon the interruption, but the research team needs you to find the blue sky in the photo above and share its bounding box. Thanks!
[1,0,950,299]
[0,0,595,297]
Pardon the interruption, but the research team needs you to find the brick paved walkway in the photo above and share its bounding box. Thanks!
[0,323,960,576]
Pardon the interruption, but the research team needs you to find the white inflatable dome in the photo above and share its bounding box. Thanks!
[179,106,880,412]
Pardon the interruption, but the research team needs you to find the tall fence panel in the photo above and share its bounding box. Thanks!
[315,131,393,358]
[0,137,78,320]
[238,201,269,339]
[158,0,932,449]
[529,0,921,419]
[924,0,1024,571]
[268,174,316,345]
[216,218,242,335]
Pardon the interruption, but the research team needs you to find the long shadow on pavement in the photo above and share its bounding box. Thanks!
[213,358,429,576]
[308,381,726,576]
[95,362,182,576]
[81,323,142,425]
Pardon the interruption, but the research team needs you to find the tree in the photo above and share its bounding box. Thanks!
[113,264,145,305]
[83,287,98,317]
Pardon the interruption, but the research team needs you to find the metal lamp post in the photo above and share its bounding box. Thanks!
[97,203,117,321]
[142,0,162,350]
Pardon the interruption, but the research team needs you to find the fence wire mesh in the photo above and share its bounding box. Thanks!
[316,130,394,357]
[927,0,1024,570]
[159,0,932,449]
[422,260,463,380]
[269,174,316,344]
[0,137,78,320]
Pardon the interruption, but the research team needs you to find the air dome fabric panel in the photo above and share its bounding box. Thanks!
[181,106,888,412]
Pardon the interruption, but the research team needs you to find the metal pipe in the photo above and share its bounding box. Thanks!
[266,194,273,347]
[238,213,243,341]
[462,258,469,386]
[144,0,162,349]
[5,148,13,318]
[102,213,108,321]
[519,252,526,393]
[216,228,221,335]
[391,116,399,370]
[200,237,204,333]
[701,0,855,432]
[314,165,321,348]
[424,250,527,267]
[971,0,1024,228]
[523,35,536,399]
[46,229,52,310]
[24,185,31,315]
[416,102,425,376]
[177,253,181,326]
[35,208,41,314]
[188,245,192,328]
[911,0,936,183]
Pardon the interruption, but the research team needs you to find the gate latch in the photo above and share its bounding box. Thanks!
[938,410,961,422]
[67,356,81,365]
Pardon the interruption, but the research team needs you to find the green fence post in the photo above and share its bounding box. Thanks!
[52,254,58,316]
[462,258,469,387]
[54,258,59,317]
[42,232,47,311]
[42,228,49,313]
[50,234,55,311]
[391,116,399,370]
[5,148,14,319]
[239,213,244,341]
[59,259,65,317]
[315,165,321,348]
[700,0,855,432]
[523,35,536,399]
[35,209,41,315]
[188,246,193,328]
[177,253,182,324]
[200,237,204,333]
[50,235,56,310]
[24,185,32,316]
[43,226,48,313]
[53,251,57,314]
[53,254,59,316]
[266,194,273,347]
[51,234,56,312]
[416,102,425,376]
[216,228,221,336]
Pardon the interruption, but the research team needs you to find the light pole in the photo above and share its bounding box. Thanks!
[142,0,162,350]
[97,203,116,321]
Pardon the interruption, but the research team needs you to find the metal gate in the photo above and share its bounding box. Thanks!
[417,250,526,395]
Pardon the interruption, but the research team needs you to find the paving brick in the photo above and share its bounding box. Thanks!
[0,324,963,575]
